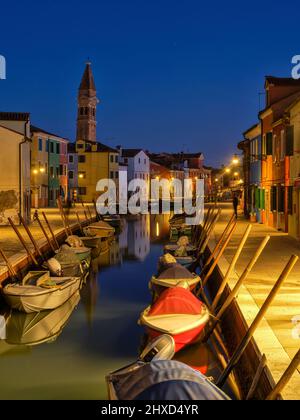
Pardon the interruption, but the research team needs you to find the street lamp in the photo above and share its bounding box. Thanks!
[232,155,239,165]
[33,169,38,175]
[225,168,231,174]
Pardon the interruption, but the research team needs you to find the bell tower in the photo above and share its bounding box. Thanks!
[76,62,98,142]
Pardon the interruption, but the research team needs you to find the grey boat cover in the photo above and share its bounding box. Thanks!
[55,245,80,265]
[110,360,230,400]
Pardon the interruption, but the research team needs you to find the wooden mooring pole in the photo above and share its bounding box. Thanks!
[33,212,56,253]
[8,217,38,266]
[266,347,300,400]
[201,221,237,289]
[246,354,267,400]
[0,245,17,278]
[211,224,252,312]
[18,213,44,260]
[217,255,299,388]
[203,235,271,342]
[75,211,84,235]
[42,212,59,249]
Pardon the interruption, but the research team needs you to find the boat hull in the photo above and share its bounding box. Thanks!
[146,323,206,353]
[2,277,81,313]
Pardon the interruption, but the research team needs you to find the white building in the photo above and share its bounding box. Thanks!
[118,148,150,198]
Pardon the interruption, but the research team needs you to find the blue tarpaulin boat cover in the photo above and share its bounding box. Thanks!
[110,360,230,400]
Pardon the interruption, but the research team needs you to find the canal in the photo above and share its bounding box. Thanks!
[0,215,227,400]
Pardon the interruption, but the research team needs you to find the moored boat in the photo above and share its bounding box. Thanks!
[139,286,210,352]
[150,264,200,294]
[2,271,81,313]
[85,221,115,238]
[5,291,80,345]
[107,358,229,400]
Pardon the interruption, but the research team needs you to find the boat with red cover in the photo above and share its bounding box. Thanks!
[139,286,210,352]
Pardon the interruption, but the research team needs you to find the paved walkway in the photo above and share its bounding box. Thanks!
[211,202,300,400]
[0,205,95,272]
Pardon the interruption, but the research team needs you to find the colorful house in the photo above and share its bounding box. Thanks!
[0,112,31,224]
[68,142,78,201]
[259,77,300,231]
[243,123,262,222]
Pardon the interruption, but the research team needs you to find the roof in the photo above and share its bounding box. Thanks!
[265,76,300,87]
[31,125,69,141]
[79,62,96,91]
[77,140,117,153]
[0,112,30,121]
[122,148,146,158]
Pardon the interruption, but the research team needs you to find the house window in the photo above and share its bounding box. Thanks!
[124,158,128,164]
[56,167,60,177]
[56,143,60,154]
[79,155,86,163]
[77,143,84,149]
[110,155,114,163]
[110,171,114,178]
[69,155,74,163]
[49,190,53,201]
[50,166,54,178]
[278,186,285,213]
[286,126,294,156]
[138,158,141,164]
[69,171,74,180]
[115,171,119,179]
[78,187,87,195]
[59,165,63,176]
[115,155,118,163]
[271,186,277,211]
[50,142,54,153]
[266,132,273,155]
[45,163,48,174]
[80,107,84,115]
[38,138,43,151]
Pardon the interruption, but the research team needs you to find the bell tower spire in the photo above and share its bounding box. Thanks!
[76,61,98,142]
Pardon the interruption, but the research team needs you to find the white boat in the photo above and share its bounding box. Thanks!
[151,264,200,291]
[5,291,80,346]
[85,221,115,238]
[2,271,81,313]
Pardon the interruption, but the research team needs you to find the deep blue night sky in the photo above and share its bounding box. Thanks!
[1,0,300,166]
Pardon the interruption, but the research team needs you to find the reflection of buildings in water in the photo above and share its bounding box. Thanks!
[118,219,128,255]
[150,214,171,242]
[127,215,150,261]
[109,240,122,265]
[80,271,99,327]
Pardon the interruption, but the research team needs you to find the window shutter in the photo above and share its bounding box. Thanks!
[255,187,260,209]
[260,189,265,210]
[266,132,273,155]
[288,186,293,215]
[278,186,285,213]
[286,126,294,156]
[271,186,277,211]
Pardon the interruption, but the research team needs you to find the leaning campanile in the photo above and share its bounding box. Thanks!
[76,62,98,142]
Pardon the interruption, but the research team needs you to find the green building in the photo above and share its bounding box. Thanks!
[48,139,60,207]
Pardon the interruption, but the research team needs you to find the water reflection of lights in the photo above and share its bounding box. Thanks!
[156,222,160,237]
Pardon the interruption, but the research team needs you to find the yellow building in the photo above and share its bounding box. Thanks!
[76,140,119,202]
[0,113,31,225]
[287,98,300,239]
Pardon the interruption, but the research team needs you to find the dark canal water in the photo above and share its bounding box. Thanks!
[0,215,226,400]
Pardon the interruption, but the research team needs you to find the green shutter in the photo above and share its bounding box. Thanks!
[255,188,260,209]
[286,126,294,156]
[260,189,265,210]
[266,132,273,155]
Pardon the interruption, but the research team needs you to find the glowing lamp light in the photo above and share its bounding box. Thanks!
[234,172,239,177]
[40,167,45,173]
[33,169,38,175]
[79,173,84,179]
[225,168,231,173]
[232,155,239,165]
[215,178,219,182]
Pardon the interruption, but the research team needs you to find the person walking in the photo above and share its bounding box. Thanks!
[233,195,239,219]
